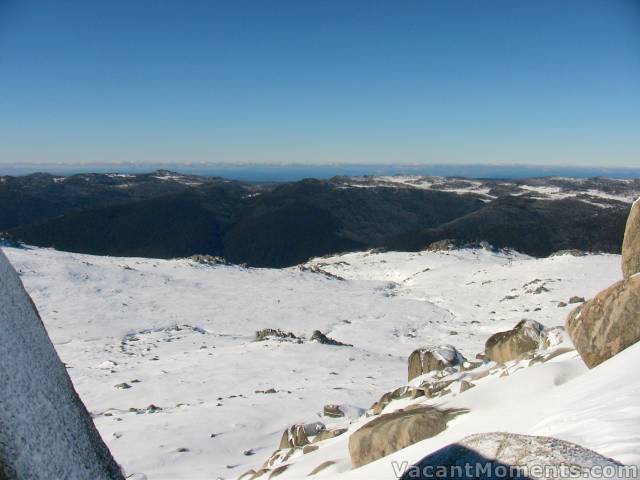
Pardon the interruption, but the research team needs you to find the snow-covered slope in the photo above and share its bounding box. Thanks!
[2,246,633,479]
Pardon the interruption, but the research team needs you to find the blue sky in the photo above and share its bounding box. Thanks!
[0,0,638,166]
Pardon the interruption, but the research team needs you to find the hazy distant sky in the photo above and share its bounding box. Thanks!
[0,0,638,166]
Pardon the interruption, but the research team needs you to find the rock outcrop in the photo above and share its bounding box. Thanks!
[567,202,640,368]
[309,330,352,347]
[566,276,640,368]
[408,345,466,381]
[484,319,546,363]
[278,423,325,449]
[400,432,626,480]
[622,198,640,279]
[348,406,462,468]
[0,250,124,480]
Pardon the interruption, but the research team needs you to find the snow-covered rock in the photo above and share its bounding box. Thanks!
[0,250,123,480]
[399,432,627,480]
[408,345,466,381]
[484,319,546,363]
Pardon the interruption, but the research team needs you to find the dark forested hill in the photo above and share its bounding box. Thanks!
[2,171,637,266]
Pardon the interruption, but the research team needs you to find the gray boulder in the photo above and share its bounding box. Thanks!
[408,345,466,381]
[0,250,124,480]
[566,276,640,368]
[348,406,462,468]
[400,432,625,480]
[622,198,640,279]
[484,319,546,363]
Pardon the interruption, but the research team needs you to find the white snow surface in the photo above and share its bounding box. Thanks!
[2,246,638,479]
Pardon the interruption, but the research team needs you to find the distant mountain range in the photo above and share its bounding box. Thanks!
[2,170,638,267]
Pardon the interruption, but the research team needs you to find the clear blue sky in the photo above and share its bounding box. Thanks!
[0,0,638,166]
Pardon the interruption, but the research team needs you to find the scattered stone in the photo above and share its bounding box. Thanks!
[310,330,352,347]
[243,449,255,456]
[323,404,345,418]
[255,328,299,342]
[532,285,550,294]
[550,249,587,257]
[177,448,189,453]
[557,301,567,307]
[255,388,277,394]
[188,254,230,266]
[500,294,518,302]
[424,239,457,252]
[568,296,585,304]
[114,383,131,389]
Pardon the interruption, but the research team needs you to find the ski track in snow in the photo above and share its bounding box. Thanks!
[2,246,630,479]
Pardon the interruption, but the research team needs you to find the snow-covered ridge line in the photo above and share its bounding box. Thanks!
[333,175,640,206]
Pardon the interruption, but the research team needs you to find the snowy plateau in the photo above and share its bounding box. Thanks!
[3,245,640,479]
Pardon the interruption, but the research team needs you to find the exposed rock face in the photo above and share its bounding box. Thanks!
[408,345,466,381]
[0,250,124,480]
[348,406,461,468]
[484,319,546,363]
[400,432,625,480]
[566,276,640,368]
[622,199,640,279]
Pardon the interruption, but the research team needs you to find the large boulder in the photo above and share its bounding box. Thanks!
[566,276,640,368]
[0,250,124,479]
[484,319,546,363]
[622,199,640,279]
[348,406,461,468]
[400,432,625,480]
[408,345,466,381]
